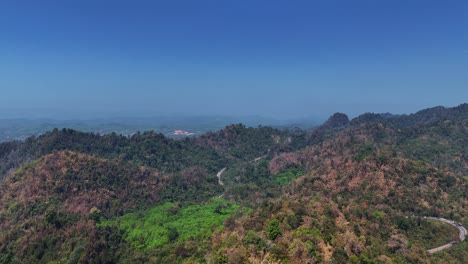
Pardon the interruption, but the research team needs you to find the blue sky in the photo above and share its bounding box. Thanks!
[0,0,467,120]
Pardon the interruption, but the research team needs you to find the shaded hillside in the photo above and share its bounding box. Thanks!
[193,124,312,164]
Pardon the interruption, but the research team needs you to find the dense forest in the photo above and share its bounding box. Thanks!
[0,104,466,263]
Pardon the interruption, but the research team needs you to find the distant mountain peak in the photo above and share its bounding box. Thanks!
[321,112,349,129]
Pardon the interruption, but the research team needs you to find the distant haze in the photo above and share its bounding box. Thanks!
[1,1,467,120]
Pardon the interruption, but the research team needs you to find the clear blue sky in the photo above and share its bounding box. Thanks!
[0,0,467,119]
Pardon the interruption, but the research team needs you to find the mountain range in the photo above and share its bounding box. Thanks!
[0,104,466,263]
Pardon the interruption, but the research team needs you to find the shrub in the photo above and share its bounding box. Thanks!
[268,218,282,240]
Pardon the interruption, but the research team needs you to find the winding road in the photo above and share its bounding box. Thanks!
[423,216,466,254]
[216,168,227,198]
[215,155,267,199]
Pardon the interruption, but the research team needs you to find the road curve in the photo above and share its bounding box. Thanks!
[427,243,454,254]
[215,155,267,199]
[216,168,226,186]
[252,155,267,163]
[216,168,227,198]
[424,216,466,254]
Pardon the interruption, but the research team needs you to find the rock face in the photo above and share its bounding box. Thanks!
[321,112,350,129]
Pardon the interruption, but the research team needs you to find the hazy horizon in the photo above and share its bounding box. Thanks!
[1,1,467,120]
[0,103,465,122]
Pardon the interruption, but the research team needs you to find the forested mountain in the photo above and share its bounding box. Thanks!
[0,104,466,263]
[0,123,314,182]
[349,103,468,127]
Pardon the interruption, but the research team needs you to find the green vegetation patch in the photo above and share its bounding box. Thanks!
[101,198,240,249]
[274,168,304,185]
